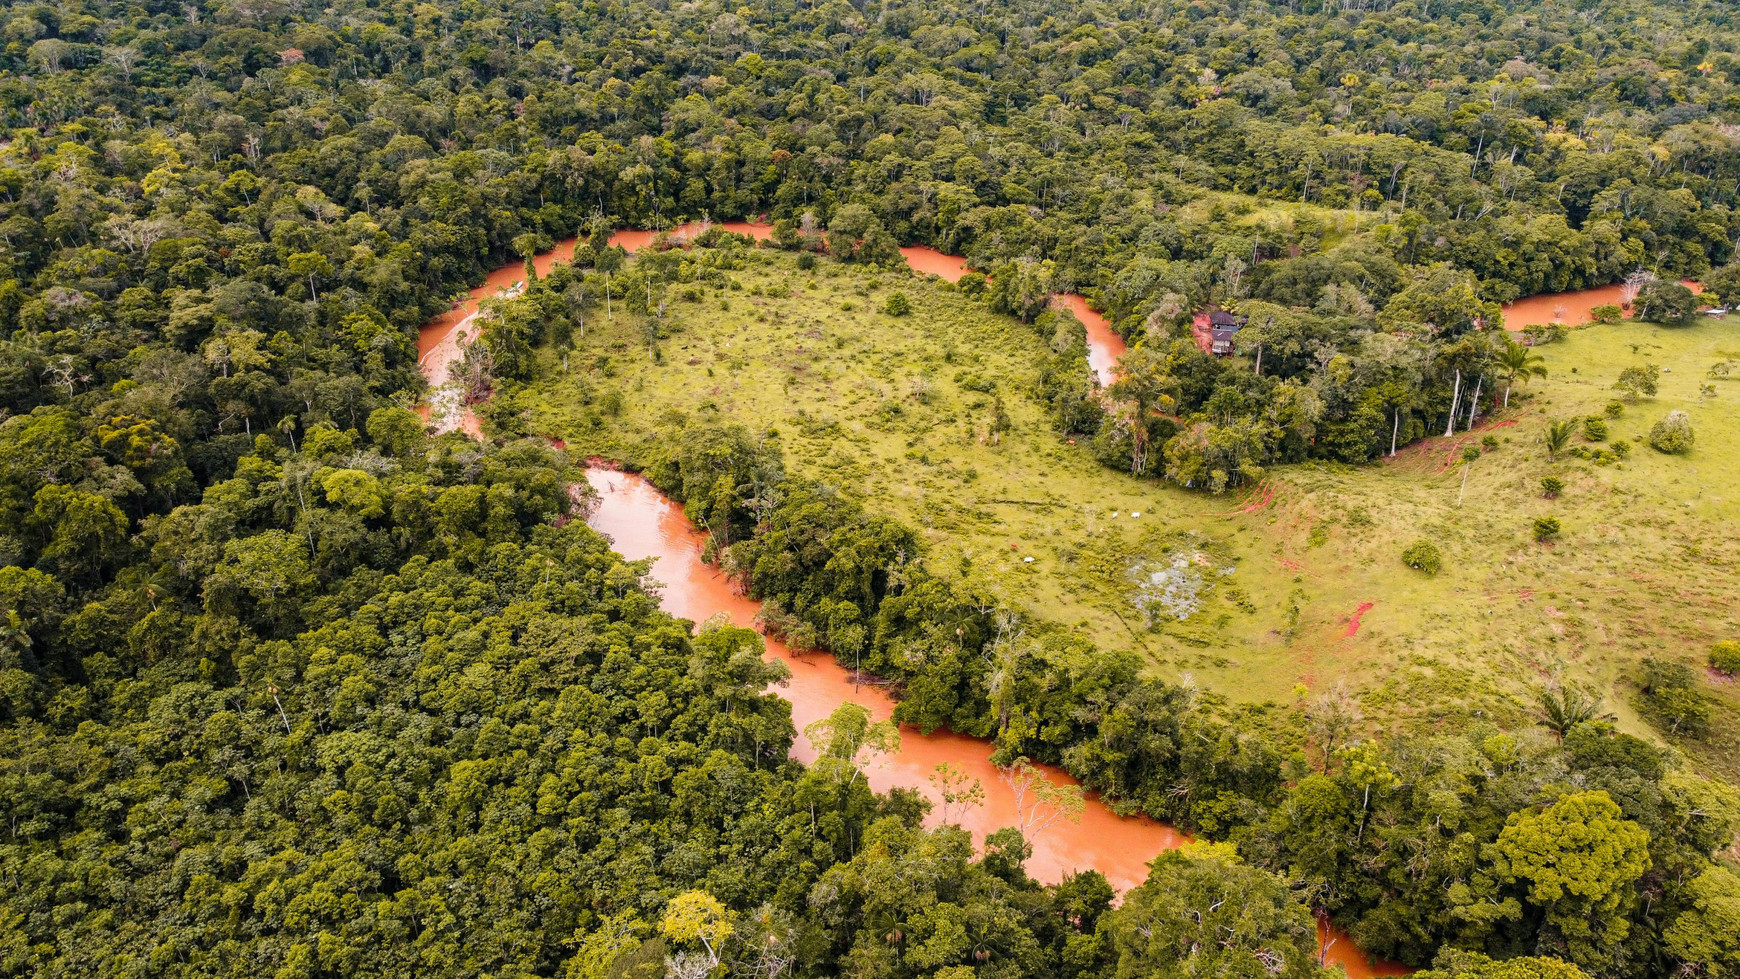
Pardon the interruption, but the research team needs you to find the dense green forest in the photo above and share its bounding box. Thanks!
[4,0,1740,975]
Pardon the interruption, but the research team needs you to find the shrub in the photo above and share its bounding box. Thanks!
[1590,304,1623,324]
[1402,539,1442,574]
[1481,435,1498,450]
[1533,516,1562,542]
[884,292,912,317]
[1582,416,1607,441]
[1649,410,1694,454]
[1614,363,1661,400]
[1462,446,1481,462]
[958,272,988,297]
[1611,439,1630,457]
[1642,410,1698,455]
[1521,323,1564,346]
[1541,476,1564,498]
[1710,641,1740,676]
[1639,657,1710,736]
[1604,400,1625,418]
[953,371,997,393]
[794,252,816,271]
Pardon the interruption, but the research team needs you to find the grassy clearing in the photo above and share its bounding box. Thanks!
[1187,191,1367,247]
[528,251,1740,764]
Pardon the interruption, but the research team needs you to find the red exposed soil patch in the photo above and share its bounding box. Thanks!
[1385,417,1522,475]
[1211,483,1276,517]
[1279,557,1303,572]
[1242,485,1278,512]
[1432,419,1520,472]
[1344,602,1376,637]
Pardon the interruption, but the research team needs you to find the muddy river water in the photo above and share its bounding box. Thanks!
[1500,279,1703,330]
[418,225,1407,976]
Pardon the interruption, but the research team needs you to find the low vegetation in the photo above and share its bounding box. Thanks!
[533,249,1740,752]
[1402,539,1443,575]
[1650,410,1696,454]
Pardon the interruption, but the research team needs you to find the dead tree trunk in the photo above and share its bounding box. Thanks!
[1444,370,1461,437]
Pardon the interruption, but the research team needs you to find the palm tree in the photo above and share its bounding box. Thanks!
[1544,418,1575,460]
[1495,338,1548,407]
[1537,680,1611,740]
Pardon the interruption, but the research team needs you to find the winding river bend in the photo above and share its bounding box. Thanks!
[415,223,1126,411]
[417,228,1405,977]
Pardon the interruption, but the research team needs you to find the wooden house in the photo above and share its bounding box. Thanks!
[1191,310,1246,357]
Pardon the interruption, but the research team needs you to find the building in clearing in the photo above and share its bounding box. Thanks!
[1191,310,1247,357]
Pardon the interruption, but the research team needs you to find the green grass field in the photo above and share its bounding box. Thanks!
[529,251,1740,773]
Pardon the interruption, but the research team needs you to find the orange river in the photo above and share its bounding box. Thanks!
[417,225,1405,976]
[1501,280,1702,330]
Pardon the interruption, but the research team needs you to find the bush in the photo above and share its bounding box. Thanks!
[1590,304,1623,324]
[795,252,816,271]
[953,370,997,393]
[1639,657,1710,736]
[1611,439,1630,457]
[1522,323,1564,346]
[958,272,988,298]
[1614,364,1661,401]
[883,292,912,316]
[1649,410,1694,454]
[1541,476,1564,498]
[1710,641,1740,676]
[1604,400,1625,418]
[1533,516,1562,542]
[1582,417,1607,441]
[1402,539,1442,574]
